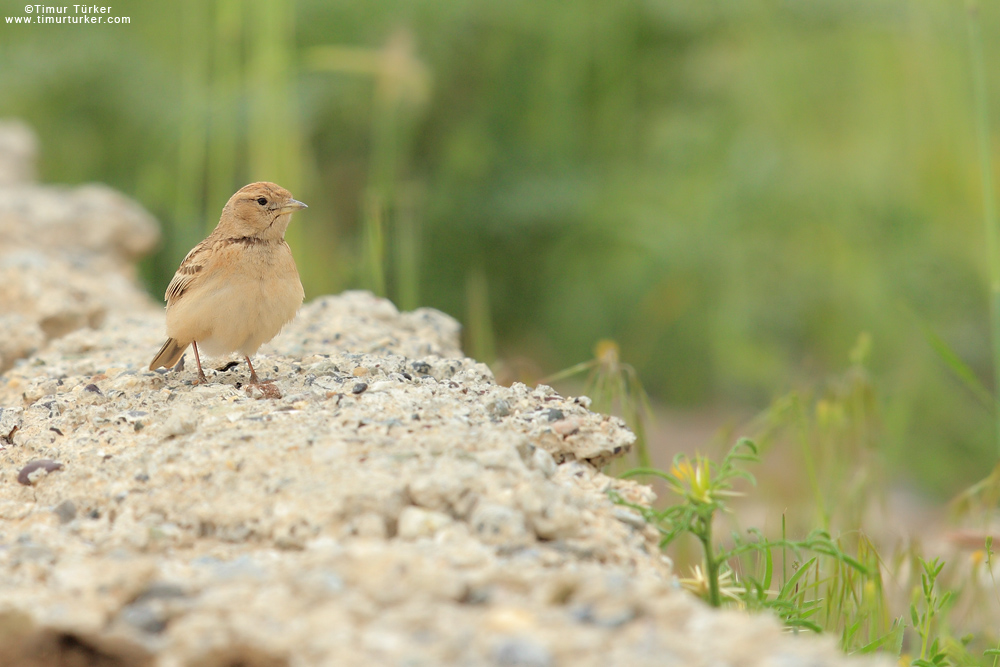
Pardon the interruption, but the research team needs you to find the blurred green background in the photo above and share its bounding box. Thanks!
[1,0,999,496]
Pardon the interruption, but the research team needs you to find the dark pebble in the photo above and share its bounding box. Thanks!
[134,581,187,603]
[119,604,167,634]
[84,384,102,395]
[217,361,240,372]
[135,473,150,482]
[461,587,491,605]
[488,399,511,418]
[411,361,431,375]
[546,409,564,422]
[53,499,76,523]
[352,382,368,395]
[49,427,63,436]
[17,459,64,486]
[493,637,553,667]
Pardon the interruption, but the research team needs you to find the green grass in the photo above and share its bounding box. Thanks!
[966,1,1000,460]
[606,347,1000,664]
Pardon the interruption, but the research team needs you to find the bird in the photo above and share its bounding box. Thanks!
[149,182,307,385]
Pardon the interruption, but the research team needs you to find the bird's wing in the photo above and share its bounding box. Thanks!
[164,237,216,304]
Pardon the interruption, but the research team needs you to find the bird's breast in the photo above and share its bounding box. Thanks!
[166,241,304,357]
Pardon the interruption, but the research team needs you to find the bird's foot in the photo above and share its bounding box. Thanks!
[243,357,280,398]
[245,380,282,400]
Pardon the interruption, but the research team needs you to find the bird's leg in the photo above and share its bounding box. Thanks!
[192,341,208,383]
[245,356,261,384]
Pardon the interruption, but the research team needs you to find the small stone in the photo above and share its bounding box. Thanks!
[570,603,635,628]
[84,383,102,395]
[411,361,432,375]
[545,408,564,422]
[119,410,149,431]
[470,503,531,546]
[352,382,368,395]
[351,512,388,539]
[492,636,553,667]
[530,448,557,477]
[397,506,453,539]
[517,486,581,540]
[17,459,63,485]
[612,507,647,529]
[352,366,369,377]
[53,499,76,523]
[134,582,187,602]
[12,542,55,564]
[488,399,511,418]
[119,603,167,634]
[552,417,581,437]
[161,408,197,437]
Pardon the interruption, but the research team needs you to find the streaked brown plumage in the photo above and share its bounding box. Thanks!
[149,182,306,384]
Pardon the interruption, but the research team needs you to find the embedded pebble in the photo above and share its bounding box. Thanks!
[471,503,532,546]
[613,507,647,530]
[531,448,557,477]
[17,459,63,485]
[160,408,197,437]
[53,499,76,523]
[397,506,454,539]
[493,636,553,667]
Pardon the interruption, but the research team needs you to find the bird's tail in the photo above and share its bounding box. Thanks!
[149,338,189,371]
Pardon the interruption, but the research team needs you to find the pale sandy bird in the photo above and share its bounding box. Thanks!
[149,182,307,384]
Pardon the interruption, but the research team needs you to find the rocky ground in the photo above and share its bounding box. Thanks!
[0,122,889,666]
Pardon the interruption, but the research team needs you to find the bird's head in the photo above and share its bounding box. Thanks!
[218,182,307,240]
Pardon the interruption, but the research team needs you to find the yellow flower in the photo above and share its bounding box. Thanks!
[671,455,713,503]
[594,339,620,372]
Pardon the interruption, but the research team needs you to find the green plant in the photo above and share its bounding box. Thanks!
[618,438,875,629]
[909,558,953,667]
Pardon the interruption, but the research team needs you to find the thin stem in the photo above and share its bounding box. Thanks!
[698,508,721,607]
[967,1,1000,457]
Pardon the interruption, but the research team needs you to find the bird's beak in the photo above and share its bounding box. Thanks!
[278,199,308,214]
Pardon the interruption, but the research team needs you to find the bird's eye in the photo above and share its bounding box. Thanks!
[256,197,268,206]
